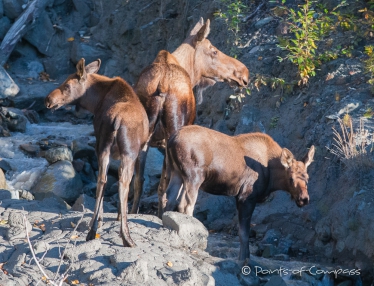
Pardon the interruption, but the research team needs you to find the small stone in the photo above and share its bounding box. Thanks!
[18,190,35,200]
[44,146,73,164]
[255,17,274,29]
[162,211,209,250]
[0,66,19,98]
[8,212,31,229]
[19,144,40,156]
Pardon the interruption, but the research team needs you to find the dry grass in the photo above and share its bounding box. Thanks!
[327,116,374,173]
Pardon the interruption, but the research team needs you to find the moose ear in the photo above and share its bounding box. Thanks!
[280,148,294,169]
[189,17,204,36]
[76,58,87,81]
[195,19,210,42]
[303,145,315,169]
[85,59,101,74]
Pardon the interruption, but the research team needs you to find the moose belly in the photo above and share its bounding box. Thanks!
[200,174,240,197]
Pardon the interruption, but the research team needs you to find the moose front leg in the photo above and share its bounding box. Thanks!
[237,198,256,261]
[87,151,110,241]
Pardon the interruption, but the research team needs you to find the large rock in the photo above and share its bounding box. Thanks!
[162,211,209,250]
[193,192,237,229]
[0,0,3,16]
[70,41,109,65]
[0,66,19,98]
[0,16,11,40]
[24,12,55,56]
[3,0,24,19]
[31,160,83,204]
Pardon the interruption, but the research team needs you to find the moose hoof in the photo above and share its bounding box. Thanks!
[121,237,136,248]
[86,229,97,241]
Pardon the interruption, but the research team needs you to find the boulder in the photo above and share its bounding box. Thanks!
[44,146,73,164]
[0,66,19,98]
[70,41,109,65]
[0,0,3,16]
[31,160,83,204]
[3,0,24,19]
[1,107,28,133]
[24,11,55,56]
[0,159,11,173]
[0,189,18,199]
[72,0,91,18]
[0,16,11,40]
[162,211,209,250]
[193,191,236,228]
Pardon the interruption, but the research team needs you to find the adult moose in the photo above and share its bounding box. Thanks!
[45,59,149,247]
[131,17,249,215]
[162,125,315,260]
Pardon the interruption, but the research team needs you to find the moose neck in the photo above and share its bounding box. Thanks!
[172,43,201,87]
[77,74,115,113]
[267,157,290,194]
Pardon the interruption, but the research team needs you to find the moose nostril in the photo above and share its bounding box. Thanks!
[303,198,309,205]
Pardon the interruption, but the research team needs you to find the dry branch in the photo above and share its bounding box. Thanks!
[23,208,86,286]
[243,1,265,22]
[0,0,49,66]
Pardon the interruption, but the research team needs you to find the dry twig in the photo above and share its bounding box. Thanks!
[23,207,86,286]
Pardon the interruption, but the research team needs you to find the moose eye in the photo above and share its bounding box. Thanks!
[212,50,217,56]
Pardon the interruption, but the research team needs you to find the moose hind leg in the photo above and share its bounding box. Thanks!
[164,173,183,214]
[87,149,110,241]
[157,154,172,218]
[130,140,149,214]
[181,179,202,216]
[118,155,136,247]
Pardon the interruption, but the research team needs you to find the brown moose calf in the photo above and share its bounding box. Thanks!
[45,58,149,247]
[162,125,315,260]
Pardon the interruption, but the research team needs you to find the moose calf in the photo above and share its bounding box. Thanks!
[161,125,315,260]
[45,58,149,247]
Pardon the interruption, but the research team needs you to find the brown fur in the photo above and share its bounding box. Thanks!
[162,125,315,260]
[131,18,250,215]
[45,59,149,247]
